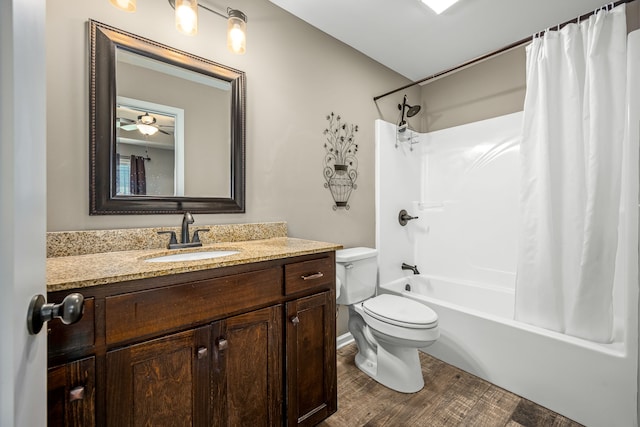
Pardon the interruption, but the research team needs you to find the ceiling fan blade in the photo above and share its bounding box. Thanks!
[158,128,171,135]
[117,117,135,125]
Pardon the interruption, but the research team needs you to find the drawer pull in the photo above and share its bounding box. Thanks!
[290,316,300,325]
[69,386,85,402]
[301,272,324,281]
[197,347,208,359]
[217,338,228,351]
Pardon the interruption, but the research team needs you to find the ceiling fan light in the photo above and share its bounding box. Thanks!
[421,0,459,14]
[175,0,198,36]
[110,0,136,12]
[137,123,159,136]
[227,9,247,55]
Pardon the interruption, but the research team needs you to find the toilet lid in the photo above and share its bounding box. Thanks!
[363,294,438,329]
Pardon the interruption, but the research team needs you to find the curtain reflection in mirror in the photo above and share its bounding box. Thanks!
[116,154,148,195]
[130,155,147,195]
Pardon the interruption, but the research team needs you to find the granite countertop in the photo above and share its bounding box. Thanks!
[47,237,342,292]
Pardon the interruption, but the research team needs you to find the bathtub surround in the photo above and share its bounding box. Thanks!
[375,82,638,427]
[516,4,628,343]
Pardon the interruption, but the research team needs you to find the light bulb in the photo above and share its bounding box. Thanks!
[175,0,198,36]
[227,11,247,55]
[110,0,136,12]
[137,123,159,136]
[228,24,245,54]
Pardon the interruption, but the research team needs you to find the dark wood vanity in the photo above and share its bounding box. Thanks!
[46,251,337,426]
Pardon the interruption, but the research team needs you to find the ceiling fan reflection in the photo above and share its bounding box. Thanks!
[117,112,174,136]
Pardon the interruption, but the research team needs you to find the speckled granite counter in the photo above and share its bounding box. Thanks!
[47,222,288,257]
[47,237,342,292]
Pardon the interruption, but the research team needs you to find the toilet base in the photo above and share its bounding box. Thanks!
[354,338,425,393]
[348,305,426,393]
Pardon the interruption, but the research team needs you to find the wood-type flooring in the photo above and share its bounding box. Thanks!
[318,343,584,427]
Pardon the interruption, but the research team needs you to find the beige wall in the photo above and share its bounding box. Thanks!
[419,2,640,132]
[420,46,526,132]
[46,0,407,251]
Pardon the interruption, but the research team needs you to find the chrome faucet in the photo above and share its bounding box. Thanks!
[157,212,209,249]
[401,263,420,275]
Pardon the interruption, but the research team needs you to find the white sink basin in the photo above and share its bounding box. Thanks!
[145,250,239,263]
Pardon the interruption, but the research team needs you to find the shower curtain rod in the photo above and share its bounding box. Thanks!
[373,0,635,102]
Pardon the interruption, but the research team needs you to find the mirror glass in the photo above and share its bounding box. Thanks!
[89,20,245,214]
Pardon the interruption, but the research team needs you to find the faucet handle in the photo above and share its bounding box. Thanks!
[192,229,210,244]
[157,231,178,248]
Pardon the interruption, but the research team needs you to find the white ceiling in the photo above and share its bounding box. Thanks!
[269,0,619,81]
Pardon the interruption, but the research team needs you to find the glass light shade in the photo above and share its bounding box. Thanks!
[110,0,136,12]
[137,123,159,136]
[175,0,198,36]
[227,10,247,55]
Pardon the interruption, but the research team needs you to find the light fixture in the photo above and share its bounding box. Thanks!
[136,113,159,136]
[421,0,459,14]
[175,0,198,36]
[227,8,247,55]
[115,0,248,54]
[109,0,136,12]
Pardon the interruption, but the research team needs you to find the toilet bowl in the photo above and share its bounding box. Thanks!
[336,247,439,393]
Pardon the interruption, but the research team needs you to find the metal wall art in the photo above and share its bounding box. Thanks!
[323,112,358,210]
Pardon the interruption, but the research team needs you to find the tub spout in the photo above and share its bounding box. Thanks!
[401,263,420,275]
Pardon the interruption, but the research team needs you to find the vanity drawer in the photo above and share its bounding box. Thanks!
[48,297,95,357]
[105,267,282,345]
[284,257,334,295]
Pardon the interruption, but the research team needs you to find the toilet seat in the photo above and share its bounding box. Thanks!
[363,294,438,329]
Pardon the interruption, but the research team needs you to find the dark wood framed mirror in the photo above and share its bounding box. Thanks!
[89,20,245,214]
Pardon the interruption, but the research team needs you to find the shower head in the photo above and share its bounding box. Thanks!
[406,104,421,118]
[398,95,421,123]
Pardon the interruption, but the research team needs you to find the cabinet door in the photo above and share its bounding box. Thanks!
[211,305,283,427]
[48,356,95,427]
[286,291,337,427]
[106,326,211,427]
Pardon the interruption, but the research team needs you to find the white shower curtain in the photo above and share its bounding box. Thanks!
[515,5,627,343]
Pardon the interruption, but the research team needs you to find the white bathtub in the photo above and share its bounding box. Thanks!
[379,275,636,427]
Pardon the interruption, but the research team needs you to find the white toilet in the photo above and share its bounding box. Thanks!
[336,247,439,393]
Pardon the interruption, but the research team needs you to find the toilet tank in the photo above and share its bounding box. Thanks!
[336,247,378,305]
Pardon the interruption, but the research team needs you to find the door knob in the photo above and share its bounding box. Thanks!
[27,293,84,335]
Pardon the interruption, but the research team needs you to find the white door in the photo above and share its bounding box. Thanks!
[0,0,48,425]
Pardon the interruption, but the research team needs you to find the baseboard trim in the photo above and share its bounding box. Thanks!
[337,332,354,349]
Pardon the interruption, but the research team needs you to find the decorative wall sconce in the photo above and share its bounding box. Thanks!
[323,112,359,210]
[110,0,247,54]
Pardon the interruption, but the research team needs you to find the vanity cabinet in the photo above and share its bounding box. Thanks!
[211,305,283,426]
[47,252,336,427]
[47,357,96,427]
[105,326,211,426]
[286,291,336,426]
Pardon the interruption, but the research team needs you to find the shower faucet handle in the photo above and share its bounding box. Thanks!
[398,209,419,226]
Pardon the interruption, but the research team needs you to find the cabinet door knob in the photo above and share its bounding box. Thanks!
[217,338,228,351]
[197,347,208,359]
[290,316,300,325]
[69,386,85,402]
